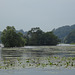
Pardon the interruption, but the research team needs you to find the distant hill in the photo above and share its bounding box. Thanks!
[16,29,27,35]
[64,29,75,43]
[53,24,75,42]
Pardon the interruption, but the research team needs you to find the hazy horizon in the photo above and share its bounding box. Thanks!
[0,24,74,32]
[0,0,75,32]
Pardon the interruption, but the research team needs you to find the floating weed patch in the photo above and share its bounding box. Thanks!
[26,60,30,63]
[0,56,75,69]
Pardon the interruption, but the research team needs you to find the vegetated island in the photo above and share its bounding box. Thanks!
[1,26,60,47]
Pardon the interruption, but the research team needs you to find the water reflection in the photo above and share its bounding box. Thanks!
[1,47,54,66]
[0,46,75,69]
[1,46,75,58]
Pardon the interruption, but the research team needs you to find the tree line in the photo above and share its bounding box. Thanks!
[1,26,60,47]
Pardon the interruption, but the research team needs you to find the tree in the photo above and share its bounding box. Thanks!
[1,26,26,47]
[26,27,44,45]
[42,32,60,45]
[26,27,60,46]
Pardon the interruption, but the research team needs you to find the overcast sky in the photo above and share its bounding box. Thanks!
[0,0,75,31]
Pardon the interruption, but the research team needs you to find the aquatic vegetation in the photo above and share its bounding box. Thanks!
[0,56,75,69]
[26,60,30,63]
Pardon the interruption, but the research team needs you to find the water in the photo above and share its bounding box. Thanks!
[0,46,75,75]
[57,44,75,46]
[0,68,75,75]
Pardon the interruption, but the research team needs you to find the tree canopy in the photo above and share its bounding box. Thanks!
[1,26,26,47]
[42,32,60,45]
[1,26,60,47]
[26,27,60,46]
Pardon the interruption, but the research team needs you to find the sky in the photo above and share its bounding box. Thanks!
[0,0,75,32]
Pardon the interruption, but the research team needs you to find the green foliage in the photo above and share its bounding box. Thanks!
[26,27,44,45]
[1,26,26,47]
[26,27,60,46]
[42,32,60,45]
[64,29,75,43]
